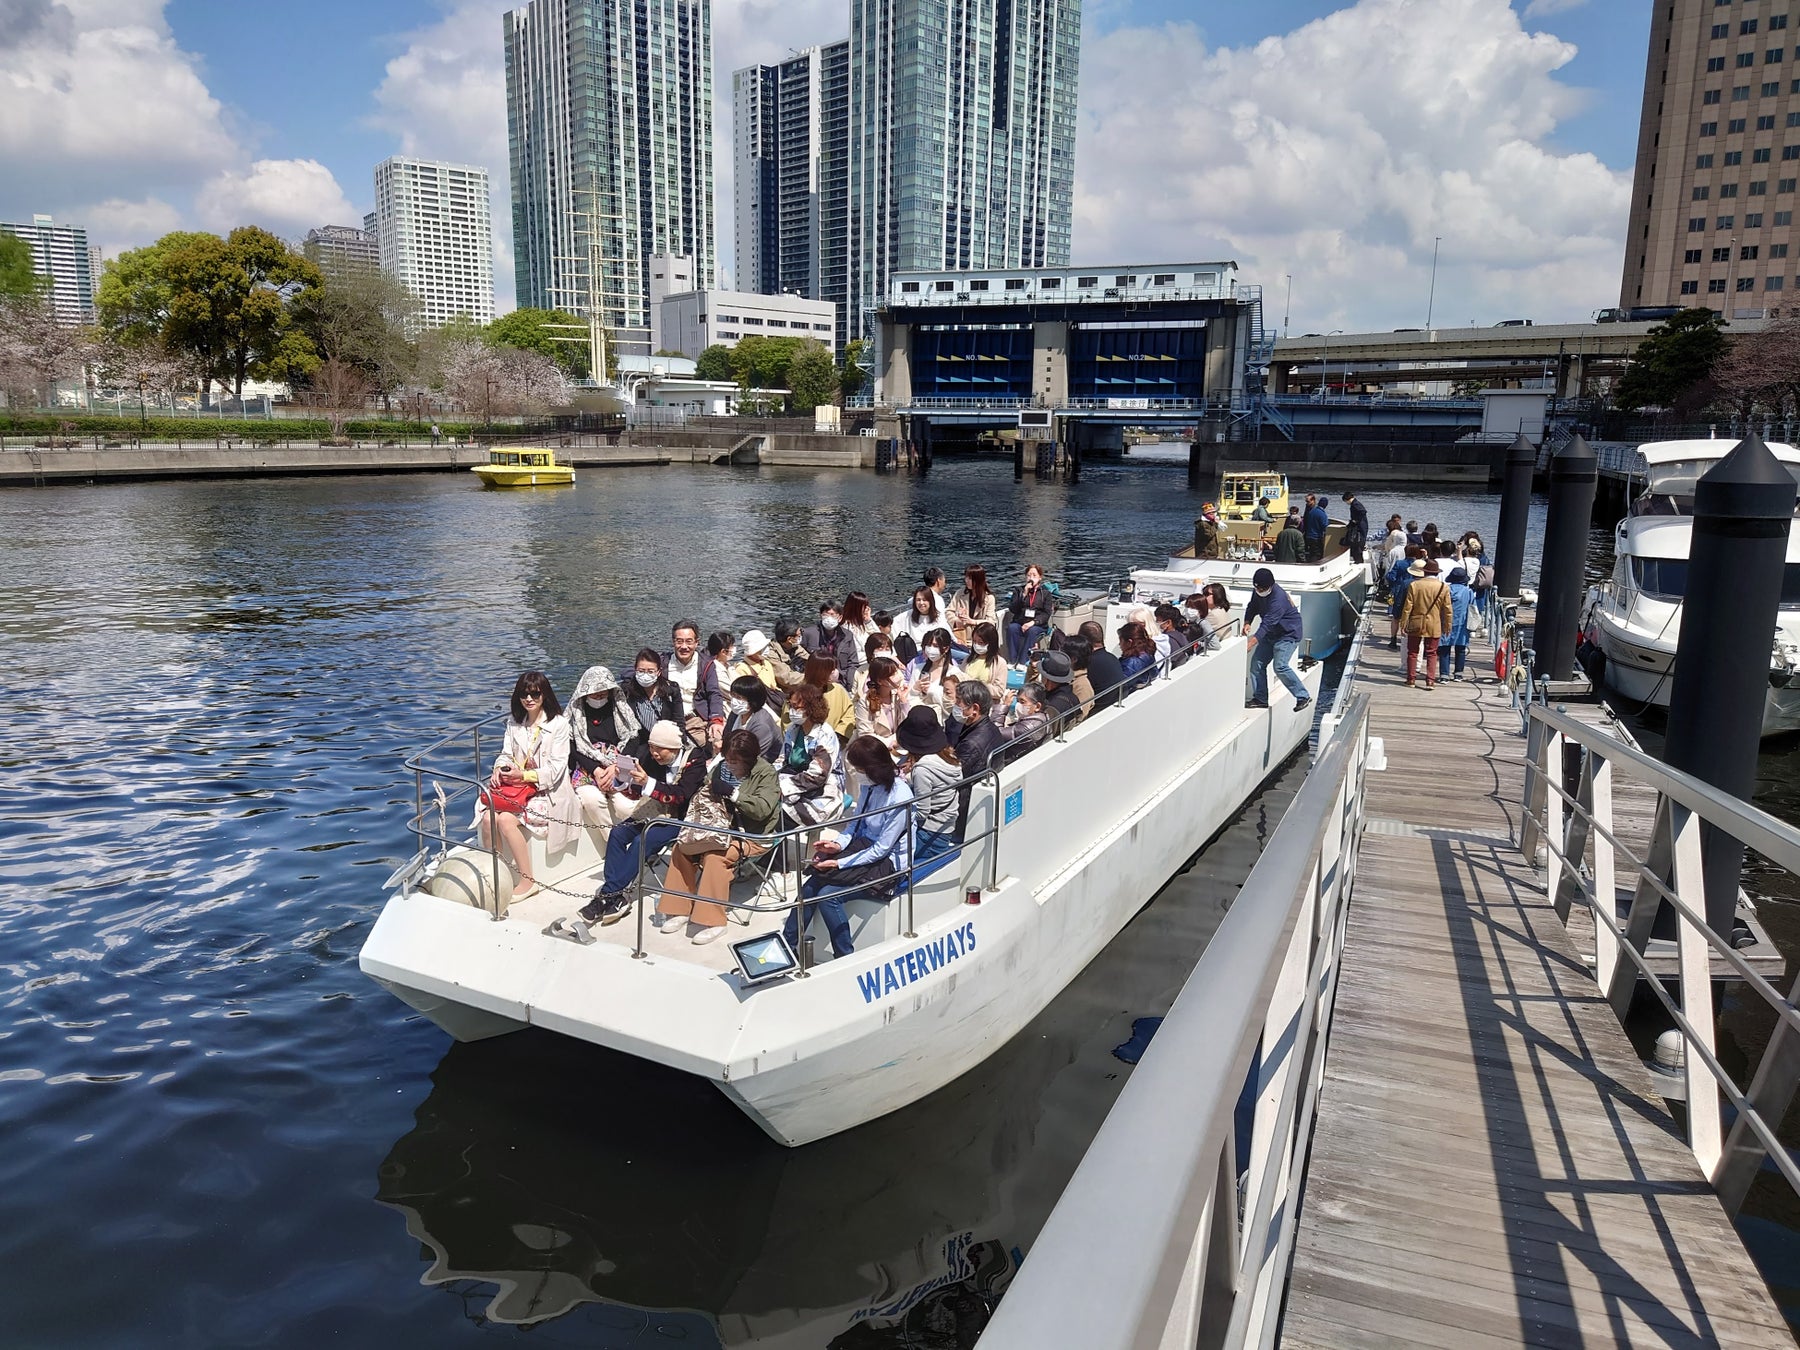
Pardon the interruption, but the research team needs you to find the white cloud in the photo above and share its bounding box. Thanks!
[370,2,515,308]
[194,159,357,236]
[1073,0,1630,329]
[1522,0,1588,18]
[74,196,184,258]
[0,0,238,215]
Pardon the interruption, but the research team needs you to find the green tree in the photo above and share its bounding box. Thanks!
[99,227,322,402]
[292,263,420,401]
[838,338,867,403]
[1615,308,1727,411]
[695,343,734,381]
[485,307,591,378]
[0,234,47,300]
[730,334,806,394]
[787,339,837,413]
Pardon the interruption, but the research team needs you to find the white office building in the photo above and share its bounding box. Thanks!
[657,285,836,360]
[370,157,496,329]
[0,214,97,324]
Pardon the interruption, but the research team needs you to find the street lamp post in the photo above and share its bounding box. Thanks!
[1320,329,1345,399]
[1283,274,1293,339]
[1426,236,1442,330]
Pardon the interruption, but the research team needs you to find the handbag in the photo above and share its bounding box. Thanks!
[480,779,536,814]
[677,782,736,852]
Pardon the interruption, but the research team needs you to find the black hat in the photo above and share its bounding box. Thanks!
[896,706,948,757]
[1038,650,1073,685]
[1253,567,1275,589]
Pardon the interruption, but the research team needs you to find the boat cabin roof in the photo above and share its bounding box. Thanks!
[1636,438,1800,497]
[488,447,556,465]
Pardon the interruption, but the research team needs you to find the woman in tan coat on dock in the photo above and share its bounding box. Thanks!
[1398,559,1453,690]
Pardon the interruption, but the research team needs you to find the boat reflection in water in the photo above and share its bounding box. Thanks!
[375,1031,1043,1346]
[372,746,1304,1345]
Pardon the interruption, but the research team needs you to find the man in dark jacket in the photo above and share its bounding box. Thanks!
[1272,519,1307,565]
[583,720,710,924]
[1079,619,1126,712]
[1341,491,1369,565]
[1303,494,1330,563]
[950,681,1004,775]
[1243,568,1310,713]
[1038,650,1082,727]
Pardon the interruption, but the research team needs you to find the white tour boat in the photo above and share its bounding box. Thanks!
[1122,519,1370,661]
[1583,438,1800,737]
[358,634,1320,1147]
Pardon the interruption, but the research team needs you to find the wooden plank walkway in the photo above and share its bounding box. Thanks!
[1281,620,1794,1348]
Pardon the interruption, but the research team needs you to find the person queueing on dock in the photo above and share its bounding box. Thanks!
[1341,491,1369,566]
[1243,568,1311,713]
[1398,559,1452,690]
[1439,567,1475,681]
[1386,546,1425,649]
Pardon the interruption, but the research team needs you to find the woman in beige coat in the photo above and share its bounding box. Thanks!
[1398,560,1453,689]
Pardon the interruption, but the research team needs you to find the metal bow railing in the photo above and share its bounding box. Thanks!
[974,694,1371,1349]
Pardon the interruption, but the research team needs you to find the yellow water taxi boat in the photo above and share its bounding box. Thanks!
[1218,470,1289,522]
[471,446,575,489]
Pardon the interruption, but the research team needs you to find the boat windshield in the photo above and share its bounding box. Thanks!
[1634,556,1800,604]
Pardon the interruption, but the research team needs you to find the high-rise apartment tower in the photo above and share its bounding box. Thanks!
[733,41,851,339]
[846,0,1081,339]
[304,224,381,275]
[0,214,96,324]
[504,0,715,343]
[370,157,496,329]
[1623,0,1800,316]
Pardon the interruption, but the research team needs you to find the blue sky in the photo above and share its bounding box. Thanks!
[156,0,1648,220]
[2,0,1651,328]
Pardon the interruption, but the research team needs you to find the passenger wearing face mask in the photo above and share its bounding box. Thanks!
[765,619,809,695]
[654,730,780,945]
[802,601,856,687]
[854,654,912,751]
[567,664,638,831]
[904,626,961,720]
[960,620,1011,703]
[722,675,781,762]
[623,648,683,756]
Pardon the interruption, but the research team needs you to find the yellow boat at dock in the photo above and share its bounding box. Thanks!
[471,446,575,489]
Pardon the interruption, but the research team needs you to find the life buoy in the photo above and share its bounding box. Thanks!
[1494,644,1510,681]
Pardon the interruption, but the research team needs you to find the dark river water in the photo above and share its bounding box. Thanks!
[0,452,1590,1347]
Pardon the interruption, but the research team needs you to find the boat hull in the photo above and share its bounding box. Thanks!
[471,466,575,488]
[1588,599,1800,736]
[358,641,1318,1146]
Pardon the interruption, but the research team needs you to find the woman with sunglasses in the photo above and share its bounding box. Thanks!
[477,671,574,903]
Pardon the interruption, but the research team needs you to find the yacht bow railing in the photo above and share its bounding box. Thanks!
[1520,704,1800,1212]
[974,694,1371,1349]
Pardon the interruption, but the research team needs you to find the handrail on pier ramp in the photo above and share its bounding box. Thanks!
[978,603,1800,1348]
[978,694,1373,1348]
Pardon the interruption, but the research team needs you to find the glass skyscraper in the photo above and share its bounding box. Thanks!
[847,0,1081,339]
[503,0,714,340]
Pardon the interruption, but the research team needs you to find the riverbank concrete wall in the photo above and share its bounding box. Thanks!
[0,431,873,485]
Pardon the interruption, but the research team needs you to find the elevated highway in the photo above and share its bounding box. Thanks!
[1271,318,1771,397]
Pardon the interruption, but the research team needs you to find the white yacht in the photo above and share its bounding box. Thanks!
[1583,438,1800,737]
[359,635,1320,1147]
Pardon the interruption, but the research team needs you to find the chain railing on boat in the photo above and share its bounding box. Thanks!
[1520,704,1800,1212]
[973,693,1371,1349]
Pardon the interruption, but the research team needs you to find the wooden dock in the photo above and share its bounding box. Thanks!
[1281,622,1794,1347]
